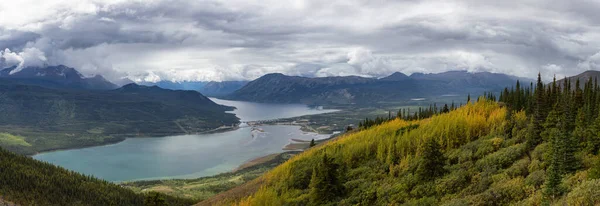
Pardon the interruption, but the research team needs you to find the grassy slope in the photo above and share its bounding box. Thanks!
[207,100,600,205]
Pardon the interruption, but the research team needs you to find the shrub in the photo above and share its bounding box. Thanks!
[566,179,600,206]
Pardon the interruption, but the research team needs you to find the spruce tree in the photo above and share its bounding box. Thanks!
[544,127,564,201]
[528,73,545,150]
[309,139,316,148]
[416,138,446,181]
[309,153,342,205]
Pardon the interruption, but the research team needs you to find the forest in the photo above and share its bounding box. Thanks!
[0,147,195,206]
[211,74,600,205]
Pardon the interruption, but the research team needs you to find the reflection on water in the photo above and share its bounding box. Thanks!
[33,99,335,182]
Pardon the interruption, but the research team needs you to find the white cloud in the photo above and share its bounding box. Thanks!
[2,0,600,82]
[0,47,47,73]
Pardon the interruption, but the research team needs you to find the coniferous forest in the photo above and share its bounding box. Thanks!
[0,147,195,206]
[215,74,600,206]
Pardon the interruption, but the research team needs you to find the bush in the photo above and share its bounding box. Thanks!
[524,170,546,189]
[435,171,470,195]
[469,177,527,206]
[476,143,527,171]
[506,157,531,178]
[566,179,600,206]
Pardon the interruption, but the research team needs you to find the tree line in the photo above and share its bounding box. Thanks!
[499,74,600,202]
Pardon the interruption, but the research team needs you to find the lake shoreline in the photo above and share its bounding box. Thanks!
[33,98,340,182]
[30,125,241,156]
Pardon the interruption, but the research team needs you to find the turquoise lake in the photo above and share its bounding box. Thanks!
[33,98,337,182]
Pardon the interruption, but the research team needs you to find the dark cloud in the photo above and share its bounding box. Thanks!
[1,0,600,82]
[0,29,40,50]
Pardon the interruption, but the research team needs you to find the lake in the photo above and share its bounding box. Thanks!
[32,98,337,182]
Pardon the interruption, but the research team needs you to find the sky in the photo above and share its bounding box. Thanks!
[1,0,600,83]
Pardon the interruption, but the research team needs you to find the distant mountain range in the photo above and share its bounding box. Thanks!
[0,65,118,90]
[140,80,249,97]
[0,65,249,96]
[226,71,533,105]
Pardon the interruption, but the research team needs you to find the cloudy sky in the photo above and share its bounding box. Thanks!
[1,0,600,82]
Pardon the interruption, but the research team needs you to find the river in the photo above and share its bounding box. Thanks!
[32,98,337,182]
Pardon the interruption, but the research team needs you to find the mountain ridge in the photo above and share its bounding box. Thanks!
[0,65,118,90]
[226,70,532,105]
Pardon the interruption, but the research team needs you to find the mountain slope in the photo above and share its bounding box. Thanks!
[199,81,248,97]
[139,80,248,96]
[206,96,600,205]
[554,70,600,88]
[203,100,508,205]
[0,65,118,90]
[0,81,238,154]
[227,71,530,105]
[0,147,194,205]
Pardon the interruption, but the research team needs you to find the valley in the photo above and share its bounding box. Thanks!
[32,98,337,182]
[3,3,600,205]
[2,65,600,206]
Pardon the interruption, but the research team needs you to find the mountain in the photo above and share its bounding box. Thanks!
[227,71,531,105]
[140,80,208,91]
[553,70,600,88]
[139,80,248,97]
[199,81,248,97]
[380,72,410,81]
[0,65,118,90]
[0,81,239,154]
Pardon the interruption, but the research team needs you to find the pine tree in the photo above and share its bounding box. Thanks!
[589,113,600,154]
[528,73,545,150]
[309,139,316,148]
[415,138,446,181]
[544,127,564,201]
[308,153,342,205]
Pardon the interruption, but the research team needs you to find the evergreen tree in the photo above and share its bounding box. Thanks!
[309,153,343,205]
[442,104,450,113]
[544,127,565,201]
[144,192,166,206]
[309,139,316,148]
[415,138,446,181]
[589,113,600,154]
[528,73,545,150]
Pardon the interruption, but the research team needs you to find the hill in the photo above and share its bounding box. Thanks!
[226,71,530,105]
[0,81,239,154]
[0,147,195,205]
[139,80,248,97]
[199,81,249,97]
[206,73,600,205]
[553,70,600,88]
[0,65,118,90]
[140,80,208,91]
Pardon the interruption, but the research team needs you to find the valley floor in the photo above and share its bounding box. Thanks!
[121,152,299,201]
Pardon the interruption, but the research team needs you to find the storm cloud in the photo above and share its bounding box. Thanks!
[1,0,600,82]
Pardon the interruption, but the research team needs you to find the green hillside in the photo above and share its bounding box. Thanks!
[0,147,195,206]
[210,75,600,206]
